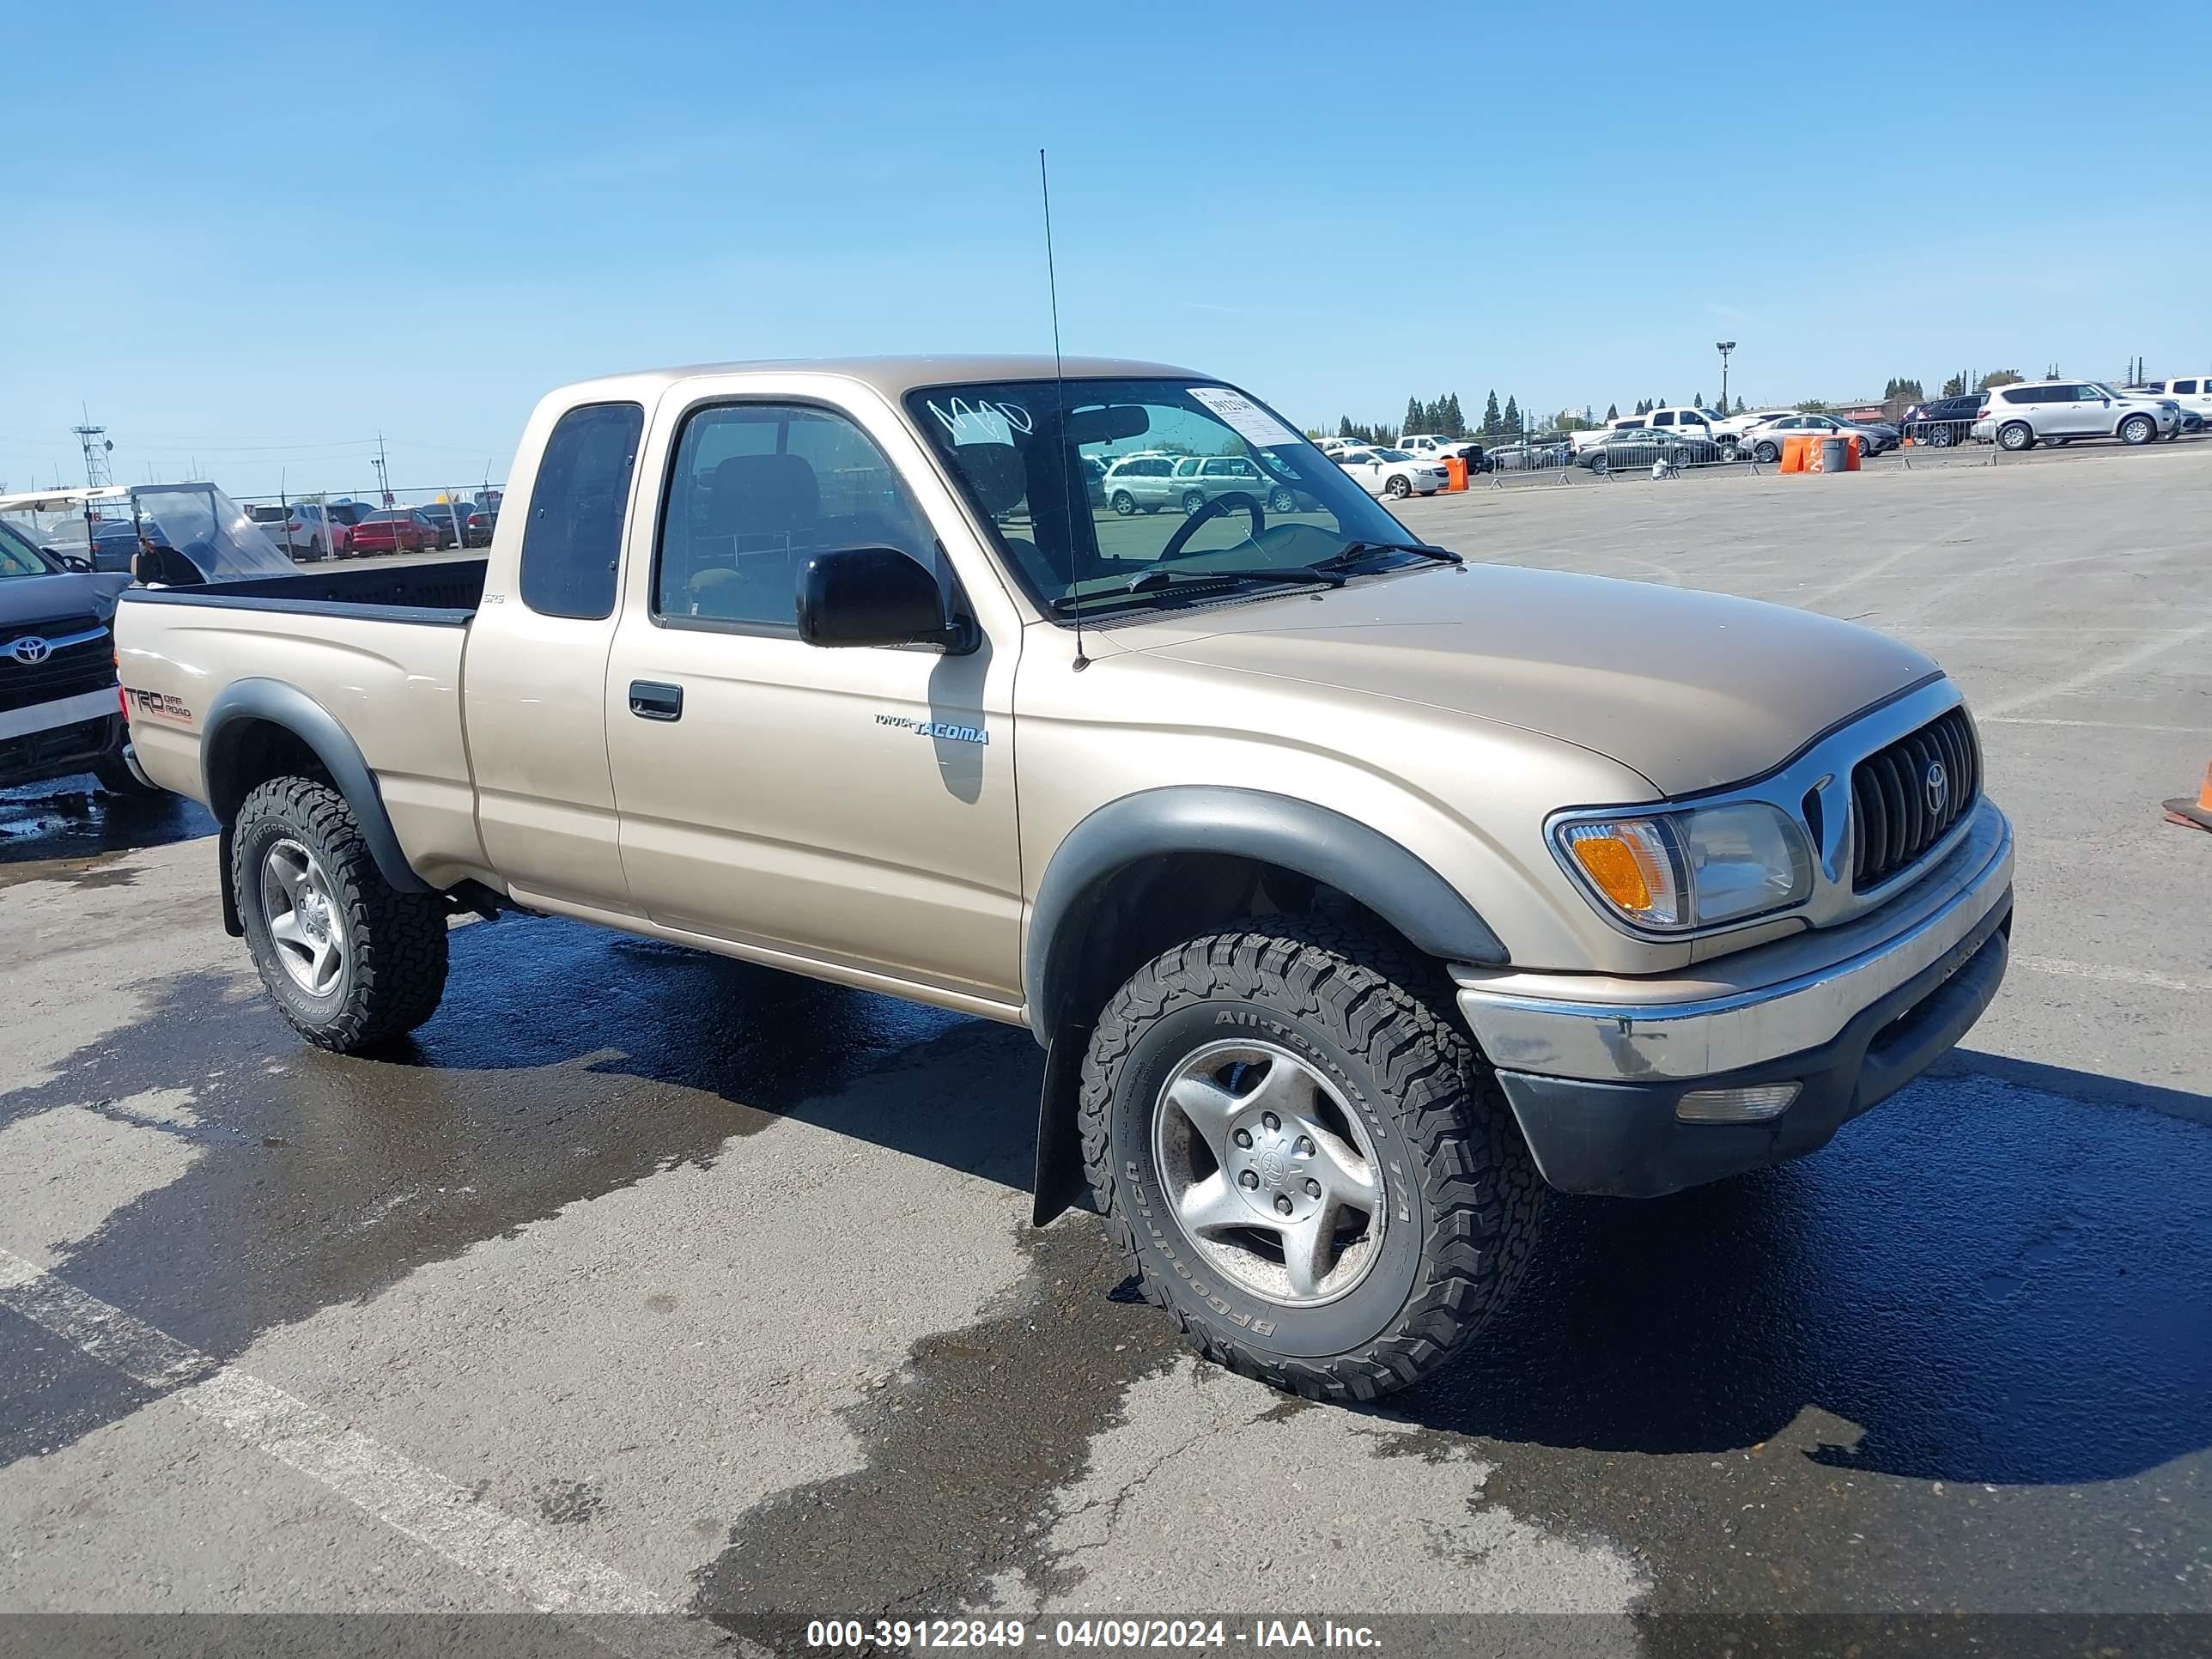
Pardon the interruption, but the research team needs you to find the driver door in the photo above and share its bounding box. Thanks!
[602,391,1024,1006]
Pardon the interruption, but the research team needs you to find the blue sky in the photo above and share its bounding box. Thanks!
[5,0,2205,498]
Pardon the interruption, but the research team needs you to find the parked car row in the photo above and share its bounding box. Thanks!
[240,498,498,560]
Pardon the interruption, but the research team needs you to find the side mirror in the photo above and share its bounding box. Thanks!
[797,546,970,651]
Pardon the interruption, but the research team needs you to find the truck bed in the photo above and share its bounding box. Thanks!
[122,556,487,625]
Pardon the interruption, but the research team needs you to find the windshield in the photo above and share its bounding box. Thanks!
[0,520,58,577]
[1373,447,1415,461]
[128,484,297,580]
[908,379,1423,616]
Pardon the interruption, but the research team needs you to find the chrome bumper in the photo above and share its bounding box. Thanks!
[1455,799,2014,1083]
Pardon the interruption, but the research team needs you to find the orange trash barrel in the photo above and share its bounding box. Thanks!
[1780,434,1811,472]
[1845,434,1863,470]
[1443,456,1468,491]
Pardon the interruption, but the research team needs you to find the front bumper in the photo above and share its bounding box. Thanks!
[1456,800,2013,1196]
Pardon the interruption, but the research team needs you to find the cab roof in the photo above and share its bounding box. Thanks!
[549,354,1204,403]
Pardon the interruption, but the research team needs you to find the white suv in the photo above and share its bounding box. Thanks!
[2129,376,2212,420]
[1972,381,2180,451]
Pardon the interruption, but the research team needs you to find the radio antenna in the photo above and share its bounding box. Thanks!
[1040,147,1088,671]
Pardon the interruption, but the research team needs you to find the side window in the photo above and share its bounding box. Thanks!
[656,401,935,630]
[2175,380,2198,396]
[519,401,643,620]
[1652,411,1674,427]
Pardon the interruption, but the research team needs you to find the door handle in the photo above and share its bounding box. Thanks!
[629,680,683,721]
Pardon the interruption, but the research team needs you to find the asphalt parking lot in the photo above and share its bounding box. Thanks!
[3,441,2208,1655]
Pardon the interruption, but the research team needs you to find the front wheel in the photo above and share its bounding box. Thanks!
[234,776,450,1052]
[1080,918,1541,1401]
[1753,440,1780,464]
[2118,414,2154,447]
[1384,474,1412,498]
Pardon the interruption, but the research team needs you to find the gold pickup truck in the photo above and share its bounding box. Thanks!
[116,356,2014,1400]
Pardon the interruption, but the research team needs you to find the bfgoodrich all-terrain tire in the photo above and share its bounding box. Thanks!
[233,776,449,1053]
[1079,917,1541,1401]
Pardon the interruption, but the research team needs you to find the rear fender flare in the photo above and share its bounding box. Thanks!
[202,678,429,929]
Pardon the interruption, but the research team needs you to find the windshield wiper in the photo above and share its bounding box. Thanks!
[1122,565,1347,594]
[1321,539,1463,568]
[1052,564,1346,615]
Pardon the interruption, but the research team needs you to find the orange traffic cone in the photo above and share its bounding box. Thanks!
[2165,762,2212,833]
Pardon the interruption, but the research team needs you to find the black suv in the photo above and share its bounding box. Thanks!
[1899,393,1984,447]
[0,520,158,796]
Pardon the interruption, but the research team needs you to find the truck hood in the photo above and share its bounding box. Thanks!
[1117,564,1939,795]
[0,570,129,630]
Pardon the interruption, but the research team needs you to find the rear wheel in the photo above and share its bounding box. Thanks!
[233,777,449,1053]
[1111,490,1137,516]
[1998,422,2034,452]
[1929,425,1955,447]
[2119,414,2154,447]
[1182,489,1207,515]
[1080,917,1542,1401]
[1267,486,1297,514]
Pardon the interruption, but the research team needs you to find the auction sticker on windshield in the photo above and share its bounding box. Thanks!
[1188,386,1301,448]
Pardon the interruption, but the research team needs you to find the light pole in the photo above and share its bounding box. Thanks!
[1716,341,1735,412]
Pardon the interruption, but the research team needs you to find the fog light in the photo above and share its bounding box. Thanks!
[1675,1082,1801,1123]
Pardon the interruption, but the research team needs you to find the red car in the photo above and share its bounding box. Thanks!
[345,510,437,556]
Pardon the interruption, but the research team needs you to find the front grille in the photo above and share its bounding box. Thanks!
[0,617,115,716]
[1850,705,1980,890]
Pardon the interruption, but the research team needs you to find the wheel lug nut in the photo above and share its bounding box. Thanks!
[1296,1136,1315,1156]
[1239,1170,1261,1189]
[1304,1179,1322,1198]
[1261,1112,1280,1133]
[1233,1128,1252,1149]
[1273,1194,1293,1215]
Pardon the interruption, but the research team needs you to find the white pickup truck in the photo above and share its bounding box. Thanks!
[116,354,2014,1401]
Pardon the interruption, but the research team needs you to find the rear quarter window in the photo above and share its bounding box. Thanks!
[519,401,644,620]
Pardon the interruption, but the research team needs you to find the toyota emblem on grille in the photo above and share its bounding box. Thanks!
[8,636,51,665]
[1924,760,1948,816]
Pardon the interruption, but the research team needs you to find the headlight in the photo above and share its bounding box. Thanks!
[1554,802,1813,932]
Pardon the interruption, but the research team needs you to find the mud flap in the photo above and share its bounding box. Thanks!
[1030,1027,1090,1226]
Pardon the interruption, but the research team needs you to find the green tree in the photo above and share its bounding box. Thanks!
[1604,402,1619,421]
[1693,391,1706,410]
[1337,416,1355,438]
[1978,369,2022,391]
[1481,390,1503,436]
[1443,392,1465,437]
[1404,396,1424,435]
[1733,394,1747,414]
[1502,395,1522,433]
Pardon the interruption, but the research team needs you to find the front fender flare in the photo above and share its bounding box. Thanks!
[1024,785,1506,1037]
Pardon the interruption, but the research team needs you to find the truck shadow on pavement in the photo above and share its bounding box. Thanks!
[1398,1053,2212,1489]
[5,907,2209,1524]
